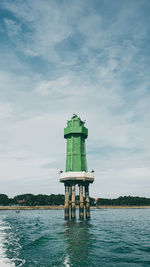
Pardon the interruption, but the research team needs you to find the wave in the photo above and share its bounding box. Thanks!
[0,216,15,267]
[64,255,70,267]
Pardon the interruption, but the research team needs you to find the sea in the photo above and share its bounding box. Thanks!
[0,209,150,267]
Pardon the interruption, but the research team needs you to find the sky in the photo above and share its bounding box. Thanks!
[0,0,150,198]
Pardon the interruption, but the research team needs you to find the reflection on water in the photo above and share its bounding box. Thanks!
[63,220,93,267]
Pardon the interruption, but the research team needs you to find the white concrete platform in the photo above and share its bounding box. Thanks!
[59,171,94,183]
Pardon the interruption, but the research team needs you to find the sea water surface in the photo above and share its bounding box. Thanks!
[0,209,150,267]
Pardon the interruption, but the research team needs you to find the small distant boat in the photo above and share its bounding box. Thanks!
[16,210,20,213]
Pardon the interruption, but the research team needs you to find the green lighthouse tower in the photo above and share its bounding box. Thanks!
[60,114,94,220]
[65,114,88,172]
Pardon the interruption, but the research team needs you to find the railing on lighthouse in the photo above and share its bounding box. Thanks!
[59,114,94,219]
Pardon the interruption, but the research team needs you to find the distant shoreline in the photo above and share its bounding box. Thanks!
[0,205,150,210]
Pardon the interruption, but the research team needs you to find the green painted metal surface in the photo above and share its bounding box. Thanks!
[64,114,88,172]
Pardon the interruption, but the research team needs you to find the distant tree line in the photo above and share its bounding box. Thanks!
[96,196,150,206]
[0,194,64,206]
[0,194,150,206]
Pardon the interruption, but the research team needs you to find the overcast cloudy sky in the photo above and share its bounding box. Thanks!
[0,0,150,198]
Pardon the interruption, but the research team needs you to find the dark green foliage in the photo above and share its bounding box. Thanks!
[13,194,34,205]
[96,196,150,206]
[0,194,150,206]
[90,197,95,206]
[0,194,9,205]
[9,193,65,206]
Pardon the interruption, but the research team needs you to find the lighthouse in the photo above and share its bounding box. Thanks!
[59,114,94,219]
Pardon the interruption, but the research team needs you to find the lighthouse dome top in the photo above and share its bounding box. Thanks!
[64,114,88,138]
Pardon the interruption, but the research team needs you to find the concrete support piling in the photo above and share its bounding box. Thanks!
[63,181,92,220]
[64,184,69,220]
[71,184,76,219]
[63,181,93,220]
[79,184,84,219]
[85,183,90,219]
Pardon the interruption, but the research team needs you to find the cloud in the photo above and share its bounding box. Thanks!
[36,76,72,97]
[2,0,72,61]
[94,167,150,198]
[0,102,13,119]
[0,149,62,196]
[0,0,150,197]
[4,18,22,37]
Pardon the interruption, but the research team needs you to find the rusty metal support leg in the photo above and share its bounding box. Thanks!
[69,185,72,215]
[85,183,90,219]
[64,184,69,219]
[71,184,76,219]
[79,184,84,219]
